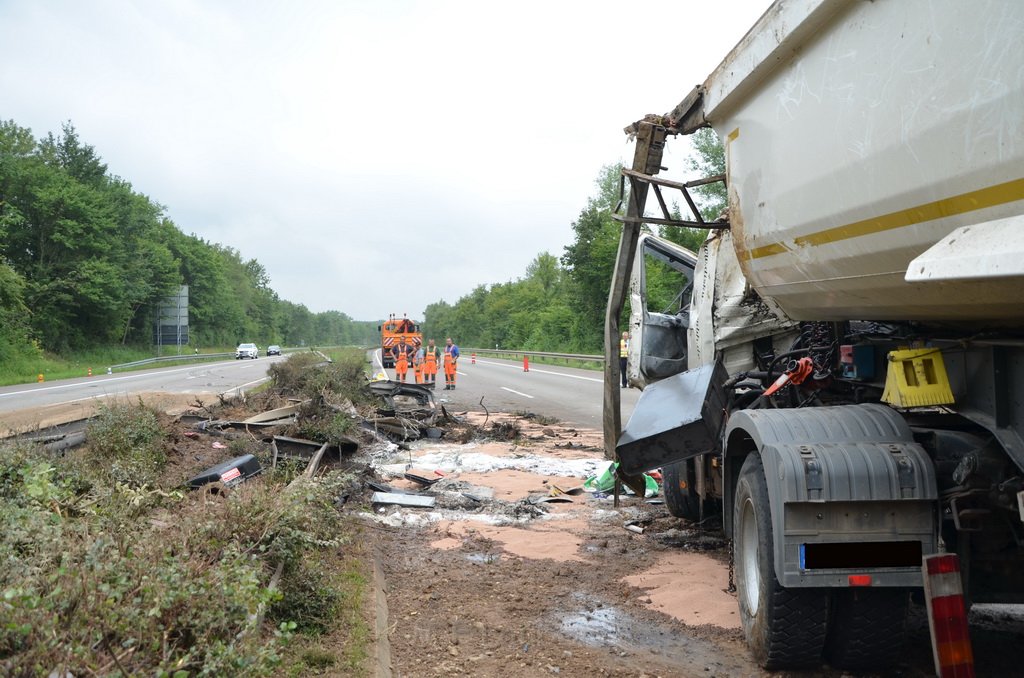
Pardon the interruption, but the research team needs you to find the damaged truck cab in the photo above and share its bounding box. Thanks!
[606,0,1024,671]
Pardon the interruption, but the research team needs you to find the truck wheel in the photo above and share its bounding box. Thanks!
[734,453,828,669]
[825,588,908,670]
[662,459,700,521]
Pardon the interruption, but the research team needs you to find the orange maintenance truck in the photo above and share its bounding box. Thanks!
[379,314,422,368]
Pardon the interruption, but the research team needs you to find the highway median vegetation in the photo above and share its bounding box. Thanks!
[0,345,181,387]
[0,397,370,676]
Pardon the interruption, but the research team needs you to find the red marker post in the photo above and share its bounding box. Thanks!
[923,553,975,678]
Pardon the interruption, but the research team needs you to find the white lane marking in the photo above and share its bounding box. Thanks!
[471,358,602,383]
[0,358,281,399]
[501,387,534,399]
[13,374,274,411]
[27,393,118,409]
[221,377,271,396]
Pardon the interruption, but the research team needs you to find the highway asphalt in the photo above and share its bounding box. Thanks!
[1,351,641,433]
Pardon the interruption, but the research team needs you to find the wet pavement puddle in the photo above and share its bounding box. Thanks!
[556,594,755,675]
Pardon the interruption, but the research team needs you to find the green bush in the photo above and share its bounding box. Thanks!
[269,349,371,406]
[0,437,363,676]
[295,411,356,448]
[86,402,166,488]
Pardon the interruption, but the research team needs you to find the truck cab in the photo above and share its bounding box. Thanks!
[379,314,422,368]
[606,3,1024,671]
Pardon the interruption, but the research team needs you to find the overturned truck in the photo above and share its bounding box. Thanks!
[604,0,1024,671]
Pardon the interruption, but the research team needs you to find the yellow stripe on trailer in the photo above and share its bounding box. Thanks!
[744,177,1024,261]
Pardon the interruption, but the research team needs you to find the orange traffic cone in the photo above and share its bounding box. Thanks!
[523,355,530,372]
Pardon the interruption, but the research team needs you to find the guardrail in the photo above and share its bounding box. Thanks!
[107,347,322,373]
[108,352,236,372]
[464,348,604,363]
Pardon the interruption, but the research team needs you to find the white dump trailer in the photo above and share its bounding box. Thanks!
[604,0,1024,671]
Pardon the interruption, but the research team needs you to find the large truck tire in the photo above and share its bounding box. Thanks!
[824,588,908,670]
[662,459,701,521]
[734,453,828,669]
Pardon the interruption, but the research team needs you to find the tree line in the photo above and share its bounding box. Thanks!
[0,120,378,369]
[0,119,724,369]
[423,129,726,353]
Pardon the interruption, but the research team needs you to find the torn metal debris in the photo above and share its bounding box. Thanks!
[367,381,444,440]
[182,400,308,432]
[43,432,87,453]
[241,402,303,426]
[270,435,357,476]
[529,494,574,505]
[550,484,585,496]
[403,472,439,487]
[368,480,409,494]
[370,491,436,508]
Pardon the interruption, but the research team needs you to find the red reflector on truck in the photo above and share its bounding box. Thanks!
[848,574,872,587]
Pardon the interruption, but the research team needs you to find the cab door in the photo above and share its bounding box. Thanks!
[627,233,698,388]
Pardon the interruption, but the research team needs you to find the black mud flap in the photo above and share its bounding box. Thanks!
[616,361,727,475]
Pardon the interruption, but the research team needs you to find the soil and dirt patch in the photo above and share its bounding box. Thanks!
[364,412,759,678]
[358,411,1022,678]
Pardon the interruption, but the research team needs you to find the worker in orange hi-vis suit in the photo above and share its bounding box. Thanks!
[412,345,425,384]
[443,337,460,390]
[423,339,440,389]
[392,337,410,382]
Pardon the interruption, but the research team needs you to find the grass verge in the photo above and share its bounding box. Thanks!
[0,399,372,676]
[0,346,243,387]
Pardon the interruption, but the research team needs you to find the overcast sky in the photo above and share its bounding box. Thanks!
[0,0,771,322]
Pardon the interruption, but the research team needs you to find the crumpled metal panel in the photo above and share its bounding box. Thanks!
[689,230,798,376]
[616,361,728,475]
